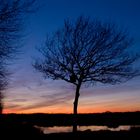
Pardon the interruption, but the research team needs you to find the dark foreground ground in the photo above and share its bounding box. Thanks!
[0,124,140,140]
[0,112,140,139]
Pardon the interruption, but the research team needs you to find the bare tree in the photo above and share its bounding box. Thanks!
[33,16,139,132]
[0,0,36,114]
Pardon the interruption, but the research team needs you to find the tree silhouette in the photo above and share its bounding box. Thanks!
[33,16,139,132]
[0,0,36,114]
[0,69,7,114]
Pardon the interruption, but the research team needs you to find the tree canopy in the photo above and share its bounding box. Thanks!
[34,16,139,86]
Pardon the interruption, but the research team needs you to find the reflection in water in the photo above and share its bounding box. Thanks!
[78,125,130,131]
[37,126,72,134]
[34,125,138,134]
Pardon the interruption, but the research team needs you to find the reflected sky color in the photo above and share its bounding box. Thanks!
[35,125,134,134]
[3,0,140,113]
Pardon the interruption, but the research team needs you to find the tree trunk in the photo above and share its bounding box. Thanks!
[0,99,3,114]
[0,92,3,114]
[73,84,81,132]
[0,105,2,114]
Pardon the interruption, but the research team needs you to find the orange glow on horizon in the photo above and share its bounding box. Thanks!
[3,106,140,114]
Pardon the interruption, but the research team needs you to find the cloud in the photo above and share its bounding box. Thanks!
[11,99,28,102]
[4,104,22,109]
[4,88,74,112]
[4,68,140,113]
[15,94,73,111]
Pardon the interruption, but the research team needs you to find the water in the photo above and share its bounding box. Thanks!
[34,125,140,134]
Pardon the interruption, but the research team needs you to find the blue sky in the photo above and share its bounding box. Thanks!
[3,0,140,113]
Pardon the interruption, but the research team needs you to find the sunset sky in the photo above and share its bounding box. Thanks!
[3,0,140,114]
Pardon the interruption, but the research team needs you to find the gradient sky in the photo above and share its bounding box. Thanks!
[3,0,140,114]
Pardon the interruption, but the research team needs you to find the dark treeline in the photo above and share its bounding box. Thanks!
[1,111,140,127]
[0,112,140,139]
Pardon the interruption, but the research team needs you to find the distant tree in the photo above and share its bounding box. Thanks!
[0,0,36,114]
[33,16,139,132]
